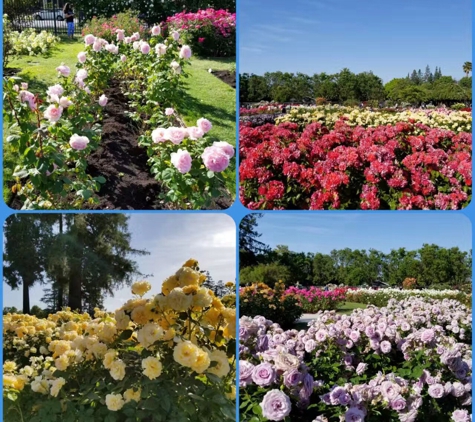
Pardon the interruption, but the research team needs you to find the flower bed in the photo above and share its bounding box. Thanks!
[284,286,348,313]
[166,9,236,57]
[239,119,471,210]
[5,24,235,210]
[346,288,472,308]
[239,297,472,421]
[9,27,60,56]
[3,260,236,421]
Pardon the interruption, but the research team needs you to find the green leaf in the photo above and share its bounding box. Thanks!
[143,397,161,410]
[95,176,107,184]
[118,329,133,340]
[207,170,215,178]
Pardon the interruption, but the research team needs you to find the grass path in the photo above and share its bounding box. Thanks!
[293,302,367,330]
[3,44,237,204]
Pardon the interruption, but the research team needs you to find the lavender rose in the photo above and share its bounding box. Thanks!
[252,362,276,386]
[260,390,291,421]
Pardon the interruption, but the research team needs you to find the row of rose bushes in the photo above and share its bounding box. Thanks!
[239,283,350,328]
[239,297,472,422]
[239,120,471,210]
[5,19,60,56]
[239,105,286,116]
[275,106,472,133]
[347,288,472,308]
[5,23,235,209]
[3,260,236,421]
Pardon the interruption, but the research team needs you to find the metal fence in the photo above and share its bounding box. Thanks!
[8,1,85,36]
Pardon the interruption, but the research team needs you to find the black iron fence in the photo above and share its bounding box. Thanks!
[5,0,85,36]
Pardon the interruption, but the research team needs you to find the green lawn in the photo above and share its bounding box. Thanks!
[3,43,237,205]
[293,302,367,330]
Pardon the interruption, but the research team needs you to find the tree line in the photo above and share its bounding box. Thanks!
[239,64,472,105]
[239,215,472,290]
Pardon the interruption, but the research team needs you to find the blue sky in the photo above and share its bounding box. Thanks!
[3,214,236,311]
[239,0,472,82]
[255,213,472,254]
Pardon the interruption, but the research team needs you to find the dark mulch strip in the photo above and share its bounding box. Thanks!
[84,81,164,210]
[211,70,236,89]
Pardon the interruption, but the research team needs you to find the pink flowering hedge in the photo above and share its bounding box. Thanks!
[284,287,348,313]
[239,297,472,422]
[166,9,236,57]
[239,120,472,210]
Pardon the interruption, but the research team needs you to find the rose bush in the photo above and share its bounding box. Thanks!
[239,297,472,422]
[3,260,236,422]
[166,9,236,57]
[283,287,348,313]
[240,282,302,329]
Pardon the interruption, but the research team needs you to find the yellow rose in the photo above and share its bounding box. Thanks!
[183,258,198,268]
[190,348,210,374]
[161,276,179,295]
[192,287,213,308]
[3,374,25,391]
[115,310,131,330]
[103,349,118,369]
[141,356,163,380]
[106,393,125,411]
[131,305,150,325]
[226,385,236,400]
[137,323,165,348]
[31,377,50,394]
[173,341,198,368]
[50,377,66,397]
[55,355,69,371]
[3,361,17,372]
[110,359,126,381]
[123,387,141,403]
[206,350,230,378]
[175,267,200,287]
[131,281,152,297]
[167,288,192,311]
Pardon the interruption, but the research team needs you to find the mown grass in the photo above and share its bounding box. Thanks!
[3,42,237,205]
[293,302,367,330]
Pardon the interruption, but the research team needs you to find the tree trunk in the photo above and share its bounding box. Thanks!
[68,274,82,312]
[57,284,64,311]
[22,279,30,314]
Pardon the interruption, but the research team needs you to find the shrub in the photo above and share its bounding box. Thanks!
[81,10,147,43]
[3,260,236,421]
[451,103,466,110]
[3,15,14,68]
[316,97,327,105]
[402,277,417,290]
[239,282,302,328]
[9,28,60,56]
[166,9,236,57]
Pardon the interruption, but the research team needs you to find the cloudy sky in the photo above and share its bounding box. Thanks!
[3,214,236,312]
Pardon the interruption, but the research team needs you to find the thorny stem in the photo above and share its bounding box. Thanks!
[7,94,21,128]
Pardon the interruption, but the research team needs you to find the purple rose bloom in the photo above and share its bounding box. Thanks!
[451,409,470,422]
[380,340,392,354]
[256,334,269,352]
[339,393,351,406]
[239,360,255,386]
[345,407,365,422]
[381,381,401,400]
[283,369,302,388]
[239,325,250,341]
[420,328,435,343]
[252,362,276,386]
[330,386,347,405]
[389,395,407,411]
[451,382,466,397]
[305,339,317,353]
[260,389,291,421]
[428,383,445,399]
[320,393,331,405]
[398,409,418,422]
[356,363,367,375]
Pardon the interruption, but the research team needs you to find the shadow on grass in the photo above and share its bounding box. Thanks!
[3,69,49,94]
[177,90,235,130]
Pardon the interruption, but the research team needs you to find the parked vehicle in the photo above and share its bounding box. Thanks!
[33,10,64,21]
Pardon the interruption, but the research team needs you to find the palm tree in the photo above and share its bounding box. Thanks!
[462,62,472,77]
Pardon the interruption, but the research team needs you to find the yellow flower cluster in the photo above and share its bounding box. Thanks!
[3,260,236,412]
[277,106,472,133]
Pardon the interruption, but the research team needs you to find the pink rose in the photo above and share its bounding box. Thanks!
[172,31,180,41]
[43,105,63,123]
[92,39,102,52]
[76,69,87,81]
[179,45,192,59]
[124,37,132,44]
[69,134,90,150]
[98,95,108,107]
[202,146,230,172]
[84,34,96,45]
[19,91,36,110]
[59,97,73,108]
[165,108,174,116]
[140,42,150,54]
[212,141,234,158]
[21,82,28,90]
[151,25,161,36]
[132,41,140,50]
[165,127,186,145]
[77,51,87,63]
[187,126,204,140]
[171,149,192,173]
[120,55,127,62]
[155,43,167,56]
[13,84,19,92]
[197,118,212,133]
[46,84,64,103]
[152,128,167,143]
[56,65,70,76]
[131,32,140,41]
[116,29,125,41]
[106,44,118,54]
